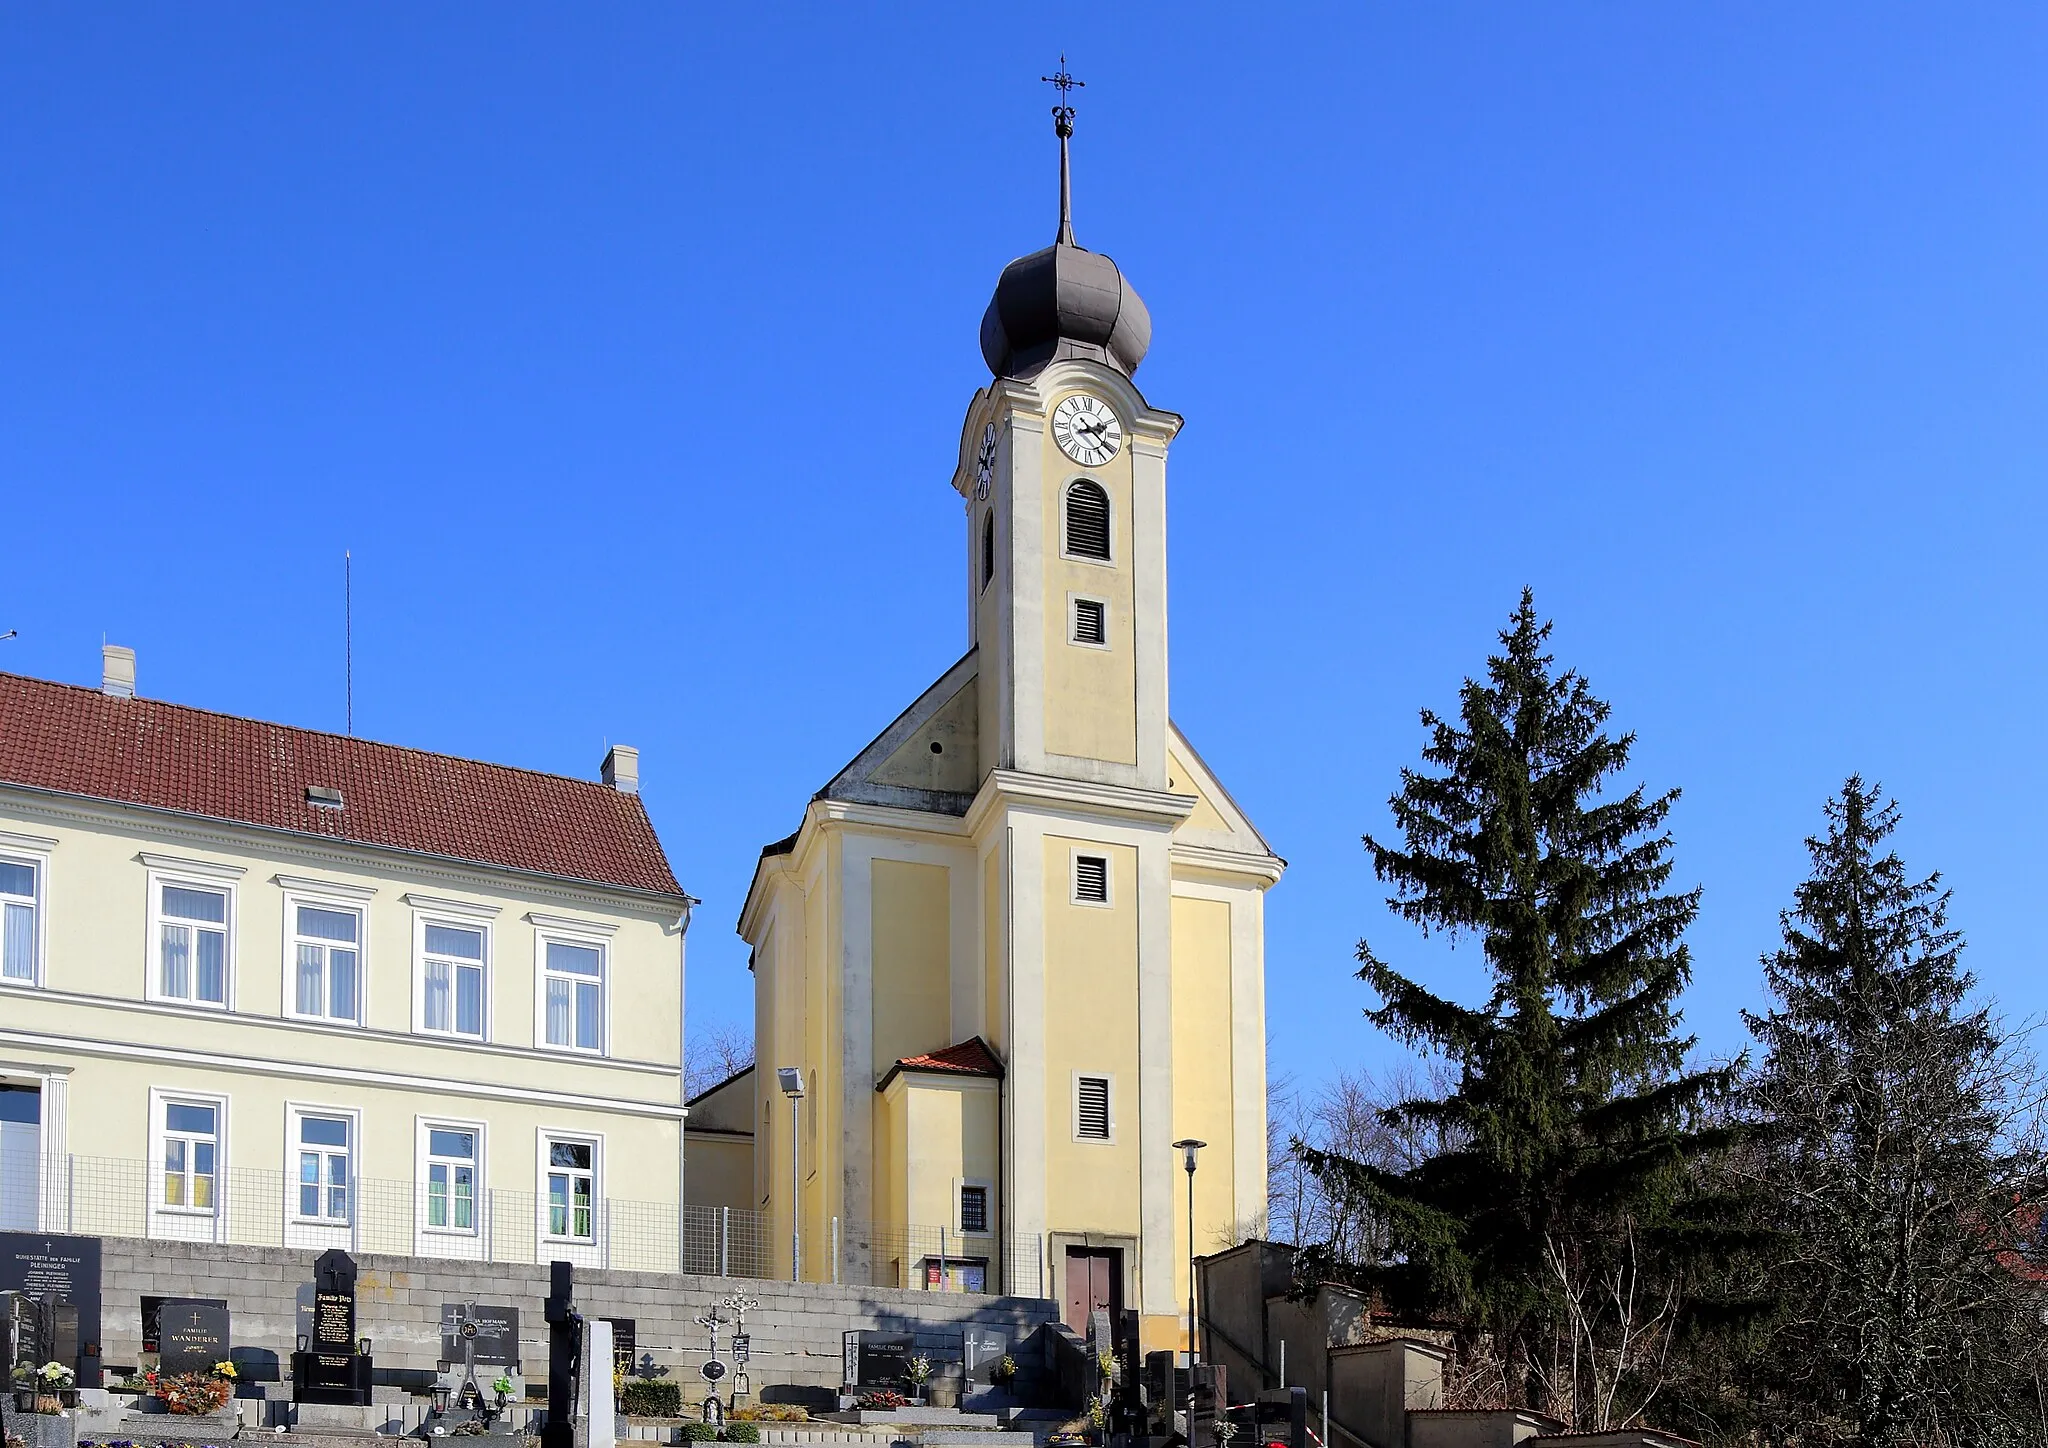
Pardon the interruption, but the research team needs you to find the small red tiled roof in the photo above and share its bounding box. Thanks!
[878,1037,1004,1091]
[0,672,682,898]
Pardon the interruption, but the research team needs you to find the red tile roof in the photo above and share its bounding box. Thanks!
[878,1037,1005,1090]
[0,672,683,898]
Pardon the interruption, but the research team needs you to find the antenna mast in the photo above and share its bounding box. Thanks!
[345,550,353,736]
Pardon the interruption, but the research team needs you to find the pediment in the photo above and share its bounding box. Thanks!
[818,651,981,815]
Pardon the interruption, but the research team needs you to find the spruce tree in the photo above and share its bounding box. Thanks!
[1301,592,1732,1422]
[1742,780,2046,1446]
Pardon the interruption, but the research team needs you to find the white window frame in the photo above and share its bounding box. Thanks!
[531,916,614,1057]
[1072,1071,1116,1144]
[0,832,55,990]
[536,1128,603,1251]
[284,1101,360,1249]
[415,1114,488,1259]
[142,855,244,1011]
[279,882,372,1027]
[1068,593,1111,650]
[1070,848,1113,908]
[412,908,494,1042]
[955,1177,995,1237]
[148,1086,229,1243]
[1059,477,1116,567]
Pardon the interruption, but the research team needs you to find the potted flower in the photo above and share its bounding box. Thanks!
[905,1356,932,1404]
[492,1374,514,1412]
[990,1354,1017,1385]
[30,1360,76,1413]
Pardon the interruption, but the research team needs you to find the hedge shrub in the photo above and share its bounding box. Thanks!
[620,1379,684,1418]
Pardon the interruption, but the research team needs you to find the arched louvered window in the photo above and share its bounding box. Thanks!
[1064,480,1111,561]
[981,512,996,591]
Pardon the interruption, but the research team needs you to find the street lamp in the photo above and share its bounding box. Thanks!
[1173,1138,1206,1375]
[777,1068,804,1282]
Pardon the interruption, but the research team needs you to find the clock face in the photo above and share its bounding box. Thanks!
[974,422,998,500]
[1052,394,1123,467]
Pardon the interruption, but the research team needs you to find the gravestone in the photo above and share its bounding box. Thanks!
[0,1232,102,1388]
[541,1261,578,1448]
[602,1317,636,1379]
[441,1303,520,1367]
[293,1250,371,1405]
[962,1328,1007,1386]
[1189,1362,1228,1448]
[158,1299,229,1376]
[844,1330,913,1390]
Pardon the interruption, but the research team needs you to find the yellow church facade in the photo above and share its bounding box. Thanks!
[728,123,1283,1353]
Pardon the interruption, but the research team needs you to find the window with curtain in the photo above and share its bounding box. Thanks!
[1064,480,1111,560]
[292,904,361,1022]
[156,882,228,1005]
[421,923,486,1038]
[545,1138,595,1240]
[424,1126,478,1232]
[161,1100,219,1211]
[295,1113,351,1222]
[542,939,605,1052]
[0,858,37,983]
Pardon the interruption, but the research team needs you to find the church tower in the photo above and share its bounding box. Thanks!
[725,75,1283,1351]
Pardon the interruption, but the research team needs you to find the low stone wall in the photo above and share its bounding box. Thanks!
[98,1237,1058,1398]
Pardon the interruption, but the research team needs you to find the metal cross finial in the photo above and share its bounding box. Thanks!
[1041,56,1084,245]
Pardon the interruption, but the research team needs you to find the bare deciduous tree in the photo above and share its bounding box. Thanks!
[685,1019,755,1098]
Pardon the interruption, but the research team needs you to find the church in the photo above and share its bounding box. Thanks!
[688,85,1284,1355]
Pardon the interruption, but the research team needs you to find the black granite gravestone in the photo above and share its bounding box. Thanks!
[292,1249,371,1405]
[440,1303,520,1367]
[962,1328,1008,1386]
[158,1299,229,1376]
[0,1232,102,1388]
[850,1331,913,1389]
[603,1318,636,1379]
[542,1262,578,1448]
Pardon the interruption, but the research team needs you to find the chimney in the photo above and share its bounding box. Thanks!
[601,744,640,795]
[102,644,136,698]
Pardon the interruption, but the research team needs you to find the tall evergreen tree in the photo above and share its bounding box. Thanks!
[1741,779,2046,1446]
[1301,592,1734,1423]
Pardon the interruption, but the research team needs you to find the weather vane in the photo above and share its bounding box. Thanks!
[1041,56,1084,245]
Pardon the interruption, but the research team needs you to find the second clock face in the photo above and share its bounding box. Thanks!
[1052,394,1123,467]
[974,422,998,499]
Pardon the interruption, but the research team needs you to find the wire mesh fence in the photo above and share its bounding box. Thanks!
[23,1156,1040,1297]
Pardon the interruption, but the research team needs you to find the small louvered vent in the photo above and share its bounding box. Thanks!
[1073,598,1106,646]
[1065,481,1111,560]
[1076,1075,1112,1140]
[1074,853,1109,903]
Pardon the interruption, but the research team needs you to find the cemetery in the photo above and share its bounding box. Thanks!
[0,1226,1699,1448]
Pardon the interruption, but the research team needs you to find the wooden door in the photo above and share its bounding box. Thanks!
[1063,1247,1122,1333]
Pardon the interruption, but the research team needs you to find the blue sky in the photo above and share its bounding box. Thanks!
[4,6,2044,1092]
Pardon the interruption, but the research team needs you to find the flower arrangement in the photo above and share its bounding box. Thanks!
[35,1362,77,1390]
[906,1355,932,1388]
[491,1375,514,1399]
[991,1354,1018,1383]
[150,1368,234,1415]
[854,1390,908,1410]
[212,1361,238,1381]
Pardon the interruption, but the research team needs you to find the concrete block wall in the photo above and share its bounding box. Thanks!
[99,1238,1058,1399]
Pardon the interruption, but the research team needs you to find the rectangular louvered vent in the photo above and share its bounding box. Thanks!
[1074,853,1108,903]
[1076,1075,1112,1140]
[1073,597,1106,646]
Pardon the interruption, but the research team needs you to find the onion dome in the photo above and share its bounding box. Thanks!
[980,243,1152,380]
[980,60,1152,380]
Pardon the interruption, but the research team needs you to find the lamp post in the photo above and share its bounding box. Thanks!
[1172,1138,1206,1377]
[777,1068,805,1282]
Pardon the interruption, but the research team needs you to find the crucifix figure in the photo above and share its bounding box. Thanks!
[1042,56,1085,245]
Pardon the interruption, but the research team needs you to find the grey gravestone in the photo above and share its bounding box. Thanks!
[0,1232,101,1388]
[440,1303,519,1368]
[158,1299,229,1376]
[143,1295,225,1356]
[962,1328,1007,1385]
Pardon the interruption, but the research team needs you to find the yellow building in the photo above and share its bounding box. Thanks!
[0,649,694,1270]
[729,118,1284,1350]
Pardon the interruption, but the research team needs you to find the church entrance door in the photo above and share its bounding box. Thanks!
[1061,1247,1122,1335]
